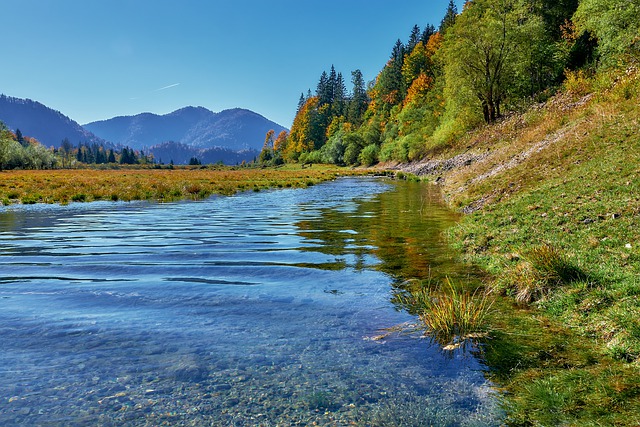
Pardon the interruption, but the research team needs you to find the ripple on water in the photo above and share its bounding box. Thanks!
[0,178,503,426]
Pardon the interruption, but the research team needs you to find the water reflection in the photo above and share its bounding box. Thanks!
[0,178,501,426]
[296,180,472,284]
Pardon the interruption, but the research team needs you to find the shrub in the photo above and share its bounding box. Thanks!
[564,69,593,96]
[359,144,380,166]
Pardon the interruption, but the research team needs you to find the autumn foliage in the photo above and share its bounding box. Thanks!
[264,0,618,166]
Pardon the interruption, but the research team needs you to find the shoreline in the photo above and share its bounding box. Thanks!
[391,74,640,424]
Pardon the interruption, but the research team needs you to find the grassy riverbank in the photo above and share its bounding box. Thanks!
[0,165,366,205]
[400,68,640,425]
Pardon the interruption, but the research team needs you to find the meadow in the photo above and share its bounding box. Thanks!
[0,165,367,205]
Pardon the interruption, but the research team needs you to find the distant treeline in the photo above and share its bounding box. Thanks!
[0,122,154,170]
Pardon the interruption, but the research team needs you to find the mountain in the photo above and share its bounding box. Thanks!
[150,141,258,165]
[84,107,288,153]
[0,94,109,148]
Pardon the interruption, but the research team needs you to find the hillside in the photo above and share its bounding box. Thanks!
[0,95,108,148]
[84,107,288,153]
[397,68,640,425]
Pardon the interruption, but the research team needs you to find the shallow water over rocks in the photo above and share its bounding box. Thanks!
[0,177,502,426]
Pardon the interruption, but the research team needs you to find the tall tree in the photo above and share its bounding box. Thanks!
[15,129,26,147]
[316,71,331,105]
[348,69,368,124]
[420,24,436,45]
[402,42,433,89]
[297,93,306,112]
[286,96,324,160]
[439,0,458,34]
[372,40,407,108]
[574,0,640,65]
[441,0,541,123]
[273,130,288,153]
[407,24,422,54]
[328,65,338,105]
[332,72,347,117]
[259,129,275,163]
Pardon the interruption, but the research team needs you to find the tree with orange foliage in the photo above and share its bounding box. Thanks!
[273,130,288,153]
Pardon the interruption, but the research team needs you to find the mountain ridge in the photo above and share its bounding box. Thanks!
[0,94,109,148]
[84,106,288,153]
[0,94,287,164]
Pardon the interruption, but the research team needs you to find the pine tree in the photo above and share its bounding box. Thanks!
[391,39,405,63]
[332,72,347,117]
[420,24,436,44]
[439,0,458,34]
[377,40,407,105]
[328,65,338,104]
[407,25,421,54]
[15,129,26,147]
[316,71,331,105]
[348,69,368,124]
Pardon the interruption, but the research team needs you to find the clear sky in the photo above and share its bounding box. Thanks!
[1,0,460,128]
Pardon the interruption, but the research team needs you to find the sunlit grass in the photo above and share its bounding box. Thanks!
[442,68,640,424]
[399,278,492,349]
[0,165,368,205]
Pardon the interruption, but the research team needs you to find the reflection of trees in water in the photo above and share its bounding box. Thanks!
[295,179,476,284]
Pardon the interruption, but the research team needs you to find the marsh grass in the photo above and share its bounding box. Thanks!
[0,165,367,205]
[400,278,492,348]
[507,244,587,304]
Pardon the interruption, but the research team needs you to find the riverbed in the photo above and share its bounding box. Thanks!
[0,177,502,426]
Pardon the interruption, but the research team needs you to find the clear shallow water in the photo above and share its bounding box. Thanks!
[0,177,502,426]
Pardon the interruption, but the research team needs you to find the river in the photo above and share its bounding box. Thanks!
[0,177,502,426]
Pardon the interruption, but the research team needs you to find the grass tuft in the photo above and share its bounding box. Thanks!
[509,244,587,304]
[402,278,492,348]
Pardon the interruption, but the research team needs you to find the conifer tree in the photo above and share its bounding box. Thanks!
[348,69,368,124]
[15,129,26,147]
[317,71,331,105]
[439,0,458,34]
[421,24,436,45]
[407,25,421,54]
[332,72,347,117]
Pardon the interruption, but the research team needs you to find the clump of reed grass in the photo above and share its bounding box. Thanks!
[401,278,492,348]
[510,244,585,304]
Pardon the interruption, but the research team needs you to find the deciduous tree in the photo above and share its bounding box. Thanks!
[574,0,640,65]
[441,0,541,123]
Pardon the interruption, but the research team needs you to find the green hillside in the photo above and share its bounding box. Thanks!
[407,64,640,426]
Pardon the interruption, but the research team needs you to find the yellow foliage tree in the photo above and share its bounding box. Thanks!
[284,96,321,161]
[404,73,434,106]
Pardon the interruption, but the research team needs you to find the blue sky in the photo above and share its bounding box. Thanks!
[1,0,460,128]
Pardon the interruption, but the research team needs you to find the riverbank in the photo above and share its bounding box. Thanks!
[395,68,640,425]
[0,165,368,205]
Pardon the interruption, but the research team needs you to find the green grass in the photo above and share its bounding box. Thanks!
[439,69,640,424]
